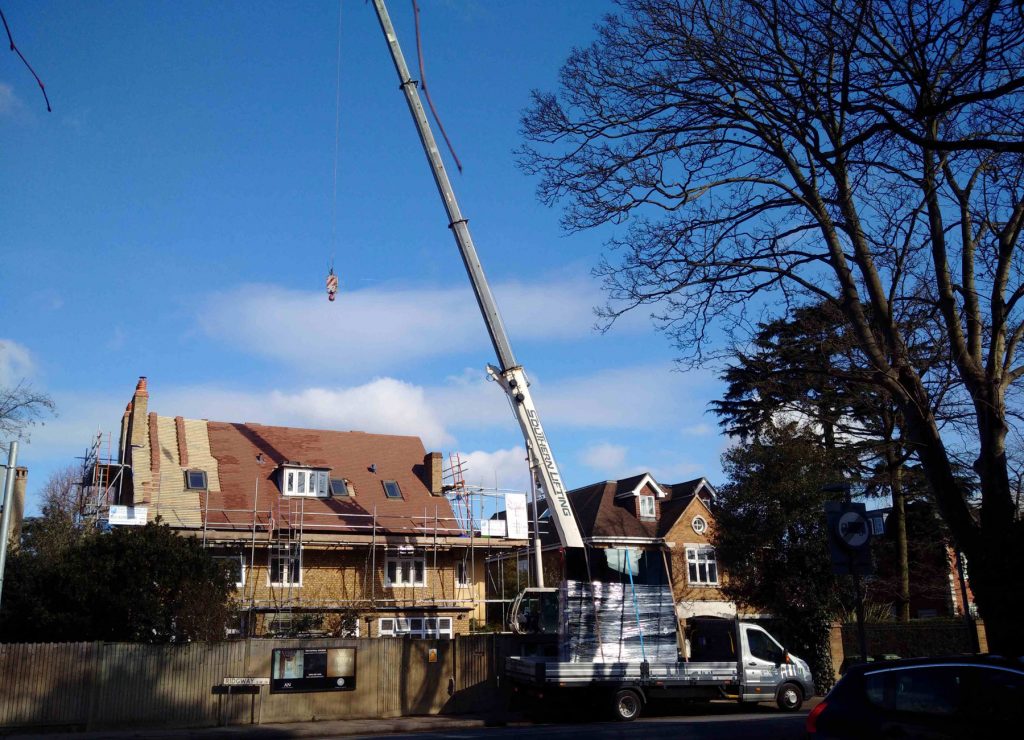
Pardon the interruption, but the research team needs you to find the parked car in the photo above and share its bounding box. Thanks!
[837,653,902,675]
[806,655,1024,739]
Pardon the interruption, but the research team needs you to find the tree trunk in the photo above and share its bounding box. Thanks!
[968,527,1024,655]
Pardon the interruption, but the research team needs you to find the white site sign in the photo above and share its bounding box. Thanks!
[505,493,529,540]
[480,520,506,537]
[108,505,148,526]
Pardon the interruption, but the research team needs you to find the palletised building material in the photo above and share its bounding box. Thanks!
[561,580,678,663]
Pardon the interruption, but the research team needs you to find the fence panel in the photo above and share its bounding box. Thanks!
[0,642,94,729]
[449,634,496,714]
[0,636,534,731]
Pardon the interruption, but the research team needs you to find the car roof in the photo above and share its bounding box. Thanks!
[843,654,1024,678]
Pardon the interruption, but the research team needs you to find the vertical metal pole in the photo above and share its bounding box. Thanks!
[528,454,544,588]
[842,487,869,661]
[854,571,868,660]
[0,441,20,610]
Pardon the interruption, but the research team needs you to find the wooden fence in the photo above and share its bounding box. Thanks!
[0,635,530,732]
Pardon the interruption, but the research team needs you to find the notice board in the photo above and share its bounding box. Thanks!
[270,647,356,693]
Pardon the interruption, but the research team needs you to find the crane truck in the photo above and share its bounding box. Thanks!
[367,0,814,721]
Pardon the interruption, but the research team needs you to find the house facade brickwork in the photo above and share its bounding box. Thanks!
[523,473,735,625]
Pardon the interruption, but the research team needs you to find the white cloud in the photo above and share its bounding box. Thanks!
[0,82,27,120]
[532,365,717,429]
[0,339,35,386]
[194,276,628,376]
[579,442,628,473]
[428,364,719,434]
[647,459,705,484]
[456,446,530,492]
[158,378,453,448]
[681,423,715,437]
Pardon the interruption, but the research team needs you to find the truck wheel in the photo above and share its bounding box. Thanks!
[612,688,642,721]
[776,682,803,711]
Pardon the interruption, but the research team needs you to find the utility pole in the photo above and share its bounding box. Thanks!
[0,441,20,610]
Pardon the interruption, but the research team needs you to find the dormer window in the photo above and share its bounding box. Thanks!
[639,494,656,520]
[281,466,330,498]
[185,470,208,490]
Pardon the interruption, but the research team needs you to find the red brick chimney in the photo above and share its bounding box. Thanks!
[127,377,149,456]
[424,452,443,496]
[5,467,27,548]
[121,376,152,505]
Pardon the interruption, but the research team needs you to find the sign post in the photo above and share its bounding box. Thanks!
[824,500,873,662]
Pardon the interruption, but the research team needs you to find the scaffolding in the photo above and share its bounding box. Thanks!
[79,431,128,525]
[190,476,543,636]
[85,427,545,635]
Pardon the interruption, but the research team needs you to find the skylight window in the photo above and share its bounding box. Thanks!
[383,480,403,499]
[185,470,208,490]
[330,478,352,496]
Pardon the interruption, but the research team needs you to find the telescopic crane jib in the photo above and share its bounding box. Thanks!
[368,0,586,565]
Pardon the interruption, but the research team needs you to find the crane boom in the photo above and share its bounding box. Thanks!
[370,0,584,550]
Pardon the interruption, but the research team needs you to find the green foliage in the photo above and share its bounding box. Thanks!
[1,522,233,643]
[713,425,851,692]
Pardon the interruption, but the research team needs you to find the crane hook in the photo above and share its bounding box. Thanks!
[326,267,339,302]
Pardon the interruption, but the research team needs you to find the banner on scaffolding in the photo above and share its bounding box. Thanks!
[505,493,529,539]
[479,520,506,537]
[108,505,148,526]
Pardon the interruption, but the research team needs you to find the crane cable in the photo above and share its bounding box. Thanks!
[0,7,52,112]
[326,0,343,302]
[411,0,463,173]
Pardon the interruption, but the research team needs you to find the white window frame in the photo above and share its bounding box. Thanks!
[269,544,302,587]
[215,553,246,588]
[385,556,426,588]
[456,560,470,588]
[685,544,719,586]
[639,494,656,519]
[378,616,453,638]
[281,467,330,498]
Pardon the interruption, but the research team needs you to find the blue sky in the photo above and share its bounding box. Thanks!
[1,0,727,514]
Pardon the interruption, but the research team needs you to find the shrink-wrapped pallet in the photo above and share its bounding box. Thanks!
[560,580,679,663]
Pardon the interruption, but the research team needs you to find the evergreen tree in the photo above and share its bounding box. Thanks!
[2,521,233,643]
[713,425,851,692]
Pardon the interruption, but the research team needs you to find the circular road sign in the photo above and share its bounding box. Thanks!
[836,511,870,548]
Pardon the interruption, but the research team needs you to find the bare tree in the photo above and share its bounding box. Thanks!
[521,0,1024,652]
[0,380,54,446]
[18,464,87,560]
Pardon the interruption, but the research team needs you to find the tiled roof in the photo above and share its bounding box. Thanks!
[140,415,456,536]
[539,474,714,543]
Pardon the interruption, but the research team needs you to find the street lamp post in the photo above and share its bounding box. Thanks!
[0,441,20,611]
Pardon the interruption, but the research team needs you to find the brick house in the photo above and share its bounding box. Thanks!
[109,377,525,638]
[517,472,734,624]
[866,502,978,620]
